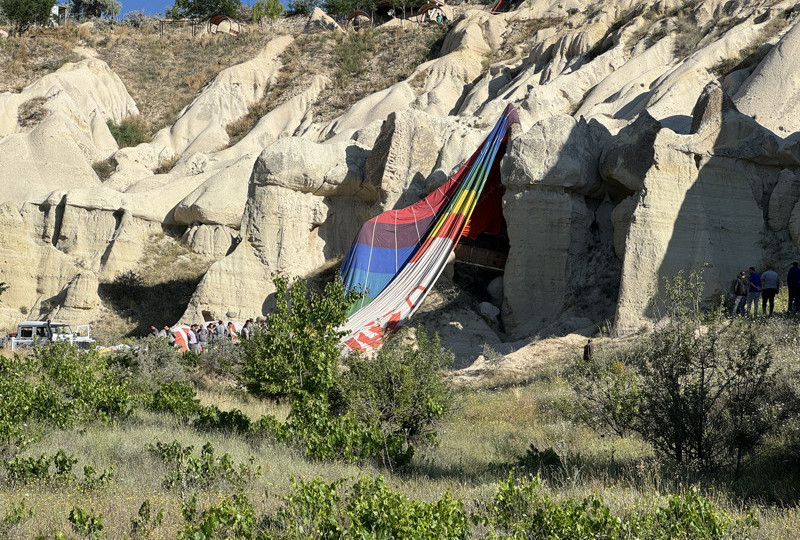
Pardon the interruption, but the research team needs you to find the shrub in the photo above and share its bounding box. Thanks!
[253,0,282,25]
[148,381,200,417]
[193,405,252,434]
[0,344,132,454]
[168,0,241,19]
[1,0,55,35]
[154,154,180,174]
[107,116,150,148]
[17,97,48,127]
[518,444,564,475]
[263,475,469,539]
[334,30,375,88]
[337,327,455,466]
[92,157,117,180]
[239,276,359,400]
[476,472,758,539]
[572,269,779,471]
[180,491,258,539]
[147,439,261,495]
[346,476,469,539]
[69,506,104,540]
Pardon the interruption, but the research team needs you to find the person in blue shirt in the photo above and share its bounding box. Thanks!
[746,266,761,317]
[788,261,800,313]
[760,264,780,316]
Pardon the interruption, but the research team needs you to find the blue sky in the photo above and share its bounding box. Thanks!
[119,0,266,16]
[119,0,182,16]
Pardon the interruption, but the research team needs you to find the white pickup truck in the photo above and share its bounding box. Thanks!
[10,320,95,350]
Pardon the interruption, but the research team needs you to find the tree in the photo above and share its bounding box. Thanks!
[1,0,56,34]
[322,0,351,16]
[286,0,317,16]
[252,0,282,26]
[0,282,8,300]
[167,0,239,19]
[71,0,122,19]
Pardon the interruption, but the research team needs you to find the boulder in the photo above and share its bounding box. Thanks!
[304,7,343,33]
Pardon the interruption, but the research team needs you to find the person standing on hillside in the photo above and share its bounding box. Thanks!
[761,265,780,316]
[746,267,761,317]
[731,271,749,317]
[788,262,800,313]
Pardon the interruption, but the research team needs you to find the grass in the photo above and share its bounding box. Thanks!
[3,328,800,537]
[16,97,49,127]
[224,22,450,147]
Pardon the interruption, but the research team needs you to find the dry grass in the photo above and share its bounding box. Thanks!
[0,27,83,91]
[17,97,49,127]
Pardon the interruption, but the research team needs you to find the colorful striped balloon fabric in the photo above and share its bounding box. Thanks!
[339,104,520,352]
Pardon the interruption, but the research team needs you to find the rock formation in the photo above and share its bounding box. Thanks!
[3,0,800,364]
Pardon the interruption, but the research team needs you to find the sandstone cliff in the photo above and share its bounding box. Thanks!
[2,0,800,363]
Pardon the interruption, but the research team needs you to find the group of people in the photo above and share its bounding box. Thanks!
[731,262,800,317]
[149,318,258,353]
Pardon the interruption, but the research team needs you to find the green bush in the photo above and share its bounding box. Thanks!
[286,0,317,15]
[477,472,758,539]
[180,491,258,539]
[0,344,132,454]
[239,276,359,400]
[346,476,469,539]
[92,158,117,180]
[336,327,455,466]
[517,444,564,476]
[107,336,189,392]
[5,450,112,488]
[572,269,779,471]
[69,506,104,539]
[194,405,252,434]
[0,0,55,35]
[263,475,469,539]
[149,381,200,417]
[107,116,150,148]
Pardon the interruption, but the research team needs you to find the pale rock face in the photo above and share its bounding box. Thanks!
[0,113,104,204]
[304,7,343,34]
[173,154,256,228]
[501,115,617,338]
[182,138,377,321]
[768,170,800,231]
[0,57,137,140]
[487,276,503,307]
[607,83,782,334]
[365,109,485,210]
[183,224,236,259]
[182,242,272,322]
[316,83,416,142]
[231,75,329,153]
[734,18,800,136]
[504,115,607,197]
[440,10,506,57]
[61,273,101,312]
[790,201,800,250]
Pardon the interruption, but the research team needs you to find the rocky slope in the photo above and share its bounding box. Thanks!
[2,0,800,365]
